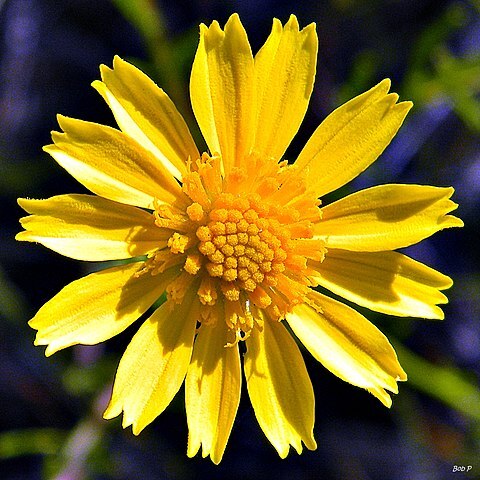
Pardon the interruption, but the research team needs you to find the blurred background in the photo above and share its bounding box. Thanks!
[1,0,479,478]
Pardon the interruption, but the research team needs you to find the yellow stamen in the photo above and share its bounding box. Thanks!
[166,272,195,304]
[182,171,211,208]
[184,254,202,275]
[168,232,191,254]
[147,152,323,336]
[186,202,205,222]
[198,276,218,306]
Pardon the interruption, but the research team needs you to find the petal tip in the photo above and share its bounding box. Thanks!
[285,14,300,30]
[303,21,317,35]
[112,55,125,67]
[14,230,28,242]
[210,452,223,465]
[91,79,103,91]
[98,63,113,81]
[226,12,241,25]
[17,197,31,210]
[448,215,464,228]
[56,113,67,124]
[379,78,392,92]
[271,17,282,31]
[276,445,290,459]
[131,423,144,436]
[103,403,119,421]
[42,143,54,153]
[224,13,249,45]
[395,100,414,116]
[44,343,58,357]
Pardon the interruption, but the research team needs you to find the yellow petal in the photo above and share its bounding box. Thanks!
[244,316,316,458]
[16,194,169,261]
[286,291,407,407]
[190,13,255,174]
[93,56,199,181]
[294,79,412,197]
[104,295,198,434]
[45,115,184,209]
[29,262,178,356]
[314,184,463,251]
[309,249,452,319]
[186,321,241,464]
[252,15,317,162]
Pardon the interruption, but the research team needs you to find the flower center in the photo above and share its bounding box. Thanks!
[194,193,288,301]
[142,152,325,342]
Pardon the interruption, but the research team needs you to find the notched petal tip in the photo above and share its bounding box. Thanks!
[96,55,122,79]
[368,364,408,407]
[32,332,61,357]
[14,226,38,244]
[97,55,130,82]
[110,409,147,437]
[103,400,131,429]
[368,387,393,408]
[244,321,316,461]
[299,24,318,59]
[201,19,223,43]
[54,114,84,138]
[316,184,464,252]
[438,187,464,229]
[54,114,102,137]
[346,78,392,111]
[295,76,413,198]
[288,293,407,405]
[387,99,414,122]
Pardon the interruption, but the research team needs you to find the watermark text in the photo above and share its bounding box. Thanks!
[452,465,472,473]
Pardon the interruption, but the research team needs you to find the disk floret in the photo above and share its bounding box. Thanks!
[146,152,325,336]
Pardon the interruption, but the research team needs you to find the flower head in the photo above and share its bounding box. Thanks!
[17,14,463,463]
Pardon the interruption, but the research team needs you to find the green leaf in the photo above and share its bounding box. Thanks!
[0,428,66,458]
[111,0,166,43]
[395,341,480,421]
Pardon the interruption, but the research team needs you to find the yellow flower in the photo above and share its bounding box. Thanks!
[17,14,463,463]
